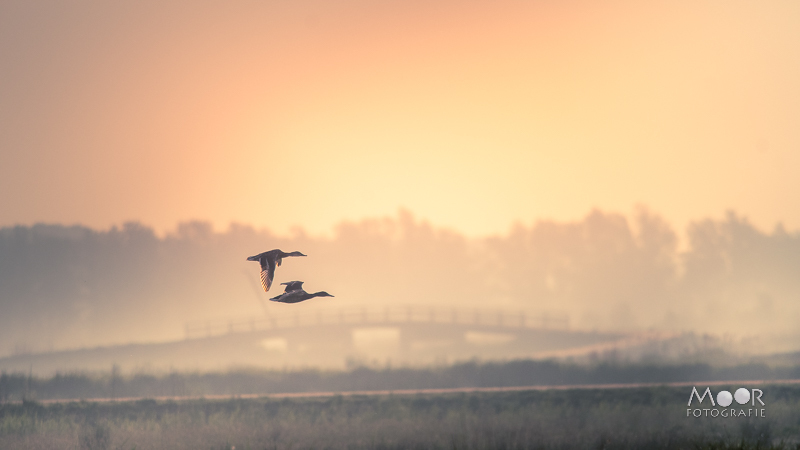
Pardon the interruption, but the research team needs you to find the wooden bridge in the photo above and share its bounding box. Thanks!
[3,308,623,376]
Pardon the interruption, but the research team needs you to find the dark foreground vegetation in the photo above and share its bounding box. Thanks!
[1,384,799,449]
[2,360,800,401]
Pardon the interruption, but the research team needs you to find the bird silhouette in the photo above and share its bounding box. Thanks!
[270,281,334,304]
[246,249,306,292]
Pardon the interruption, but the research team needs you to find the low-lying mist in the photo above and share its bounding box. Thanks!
[1,208,798,357]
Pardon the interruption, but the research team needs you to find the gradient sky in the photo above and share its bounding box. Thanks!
[1,0,799,237]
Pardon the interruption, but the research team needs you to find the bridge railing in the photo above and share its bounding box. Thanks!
[184,306,569,339]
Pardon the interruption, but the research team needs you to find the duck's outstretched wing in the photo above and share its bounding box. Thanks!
[281,281,304,292]
[259,257,277,292]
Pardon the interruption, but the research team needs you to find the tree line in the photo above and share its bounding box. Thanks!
[0,208,798,355]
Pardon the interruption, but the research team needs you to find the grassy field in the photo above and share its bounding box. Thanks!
[1,384,799,450]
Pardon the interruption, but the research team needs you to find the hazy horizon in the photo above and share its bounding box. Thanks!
[2,206,798,362]
[4,205,797,242]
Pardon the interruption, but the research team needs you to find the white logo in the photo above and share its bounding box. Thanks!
[686,387,765,418]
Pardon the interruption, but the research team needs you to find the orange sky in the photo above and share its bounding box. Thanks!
[1,0,799,237]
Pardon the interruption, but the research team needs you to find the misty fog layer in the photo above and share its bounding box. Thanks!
[1,209,798,356]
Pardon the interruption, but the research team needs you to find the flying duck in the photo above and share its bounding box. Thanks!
[270,281,334,304]
[246,249,306,292]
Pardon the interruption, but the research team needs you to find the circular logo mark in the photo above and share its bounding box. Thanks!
[734,388,751,405]
[716,390,733,407]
